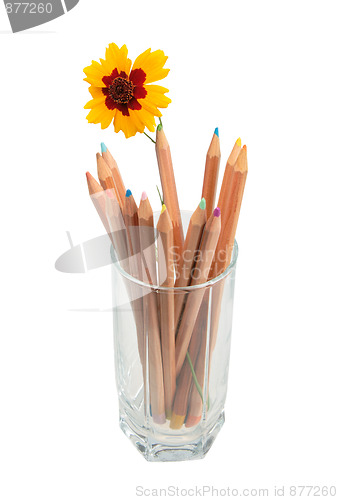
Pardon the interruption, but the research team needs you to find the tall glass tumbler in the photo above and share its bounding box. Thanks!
[111,211,238,462]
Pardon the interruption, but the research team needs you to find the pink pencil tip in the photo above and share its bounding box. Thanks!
[213,207,221,217]
[141,191,148,201]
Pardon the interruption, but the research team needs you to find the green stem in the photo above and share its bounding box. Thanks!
[156,185,164,206]
[159,116,163,127]
[144,132,156,144]
[186,351,204,402]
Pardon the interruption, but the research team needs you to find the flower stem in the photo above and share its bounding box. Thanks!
[159,116,163,127]
[144,132,156,144]
[156,185,164,206]
[186,351,204,402]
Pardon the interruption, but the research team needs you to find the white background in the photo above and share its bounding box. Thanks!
[1,1,337,498]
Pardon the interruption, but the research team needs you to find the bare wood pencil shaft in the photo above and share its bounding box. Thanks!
[202,132,221,219]
[97,153,122,207]
[139,196,165,424]
[210,139,241,278]
[123,194,145,375]
[174,201,206,332]
[170,301,205,429]
[204,146,248,409]
[156,127,184,271]
[102,148,126,204]
[157,206,176,418]
[86,172,113,243]
[175,211,221,376]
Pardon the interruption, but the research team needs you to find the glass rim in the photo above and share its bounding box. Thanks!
[111,239,238,292]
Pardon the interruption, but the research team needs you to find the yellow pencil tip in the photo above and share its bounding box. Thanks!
[236,137,242,147]
[170,413,185,429]
[161,204,166,214]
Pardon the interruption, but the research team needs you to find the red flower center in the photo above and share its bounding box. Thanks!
[109,77,134,104]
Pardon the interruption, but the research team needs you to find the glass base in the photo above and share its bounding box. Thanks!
[119,410,225,462]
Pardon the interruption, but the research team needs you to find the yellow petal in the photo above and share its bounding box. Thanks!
[105,43,132,75]
[134,108,156,132]
[83,60,107,87]
[144,89,171,108]
[132,49,170,84]
[88,86,104,99]
[86,104,111,124]
[101,110,116,129]
[140,99,162,117]
[113,112,139,138]
[84,95,106,109]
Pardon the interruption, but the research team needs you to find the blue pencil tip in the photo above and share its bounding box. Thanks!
[126,189,132,198]
[214,127,219,137]
[101,142,107,153]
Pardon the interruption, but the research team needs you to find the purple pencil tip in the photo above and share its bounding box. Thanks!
[213,207,221,217]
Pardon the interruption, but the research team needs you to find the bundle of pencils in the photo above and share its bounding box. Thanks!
[86,126,247,428]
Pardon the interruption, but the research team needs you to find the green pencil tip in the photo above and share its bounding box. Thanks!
[199,198,206,210]
[157,123,163,131]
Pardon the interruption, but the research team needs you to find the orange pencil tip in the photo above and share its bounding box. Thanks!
[242,144,247,151]
[185,415,201,428]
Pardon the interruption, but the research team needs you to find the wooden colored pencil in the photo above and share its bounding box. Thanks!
[139,192,165,424]
[186,146,248,425]
[123,189,145,372]
[101,142,126,205]
[155,125,184,271]
[157,204,176,418]
[170,301,206,429]
[174,198,207,332]
[175,208,221,376]
[201,128,221,219]
[86,171,113,242]
[105,189,129,272]
[97,152,122,207]
[210,137,241,278]
[123,189,143,281]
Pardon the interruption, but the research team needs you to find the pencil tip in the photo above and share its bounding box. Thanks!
[199,198,206,210]
[85,171,91,180]
[96,152,101,160]
[161,204,166,214]
[213,207,221,218]
[141,191,148,201]
[101,142,107,153]
[242,144,247,150]
[170,413,185,429]
[236,137,241,147]
[126,189,132,198]
[214,127,219,137]
[157,123,163,132]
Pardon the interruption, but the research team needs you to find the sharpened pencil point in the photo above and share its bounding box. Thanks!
[157,123,163,132]
[213,207,221,218]
[141,191,148,201]
[101,142,107,153]
[214,127,219,137]
[236,137,241,147]
[161,204,166,214]
[242,144,247,151]
[126,189,132,198]
[199,198,206,210]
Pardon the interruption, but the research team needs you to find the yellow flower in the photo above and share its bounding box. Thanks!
[83,43,171,138]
